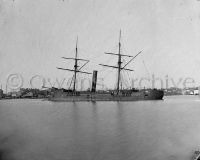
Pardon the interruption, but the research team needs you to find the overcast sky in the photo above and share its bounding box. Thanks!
[1,0,200,91]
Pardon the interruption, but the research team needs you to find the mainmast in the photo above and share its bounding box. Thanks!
[73,37,78,92]
[99,30,142,94]
[117,30,122,94]
[57,37,91,92]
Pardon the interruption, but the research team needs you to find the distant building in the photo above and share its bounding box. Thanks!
[194,90,199,95]
[22,92,33,98]
[10,91,22,98]
[182,87,200,95]
[0,89,3,99]
[164,87,182,96]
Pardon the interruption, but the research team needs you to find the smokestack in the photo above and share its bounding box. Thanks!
[91,70,98,92]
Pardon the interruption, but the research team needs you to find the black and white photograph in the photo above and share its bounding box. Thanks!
[0,0,200,159]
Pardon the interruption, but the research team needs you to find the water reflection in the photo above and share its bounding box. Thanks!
[1,97,200,160]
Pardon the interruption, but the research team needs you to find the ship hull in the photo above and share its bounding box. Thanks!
[49,89,164,102]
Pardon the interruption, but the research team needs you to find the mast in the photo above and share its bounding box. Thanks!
[57,37,91,92]
[73,37,78,92]
[117,30,122,94]
[99,30,142,93]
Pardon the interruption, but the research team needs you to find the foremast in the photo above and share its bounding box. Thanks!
[73,37,78,92]
[57,37,91,93]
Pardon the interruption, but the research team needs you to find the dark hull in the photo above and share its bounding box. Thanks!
[49,89,164,102]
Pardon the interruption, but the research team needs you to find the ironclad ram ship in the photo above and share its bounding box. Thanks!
[49,32,164,101]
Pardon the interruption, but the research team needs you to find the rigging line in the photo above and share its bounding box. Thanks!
[69,76,74,89]
[128,72,133,88]
[68,61,90,90]
[121,51,142,70]
[124,70,132,87]
[121,70,129,89]
[125,70,131,88]
[79,61,89,70]
[142,60,150,78]
[122,71,126,86]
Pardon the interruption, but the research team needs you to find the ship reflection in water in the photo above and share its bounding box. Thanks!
[0,96,200,160]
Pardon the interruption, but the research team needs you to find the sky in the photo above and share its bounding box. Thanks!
[0,0,200,91]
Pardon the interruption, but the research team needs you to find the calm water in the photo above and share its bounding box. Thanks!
[1,96,200,160]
